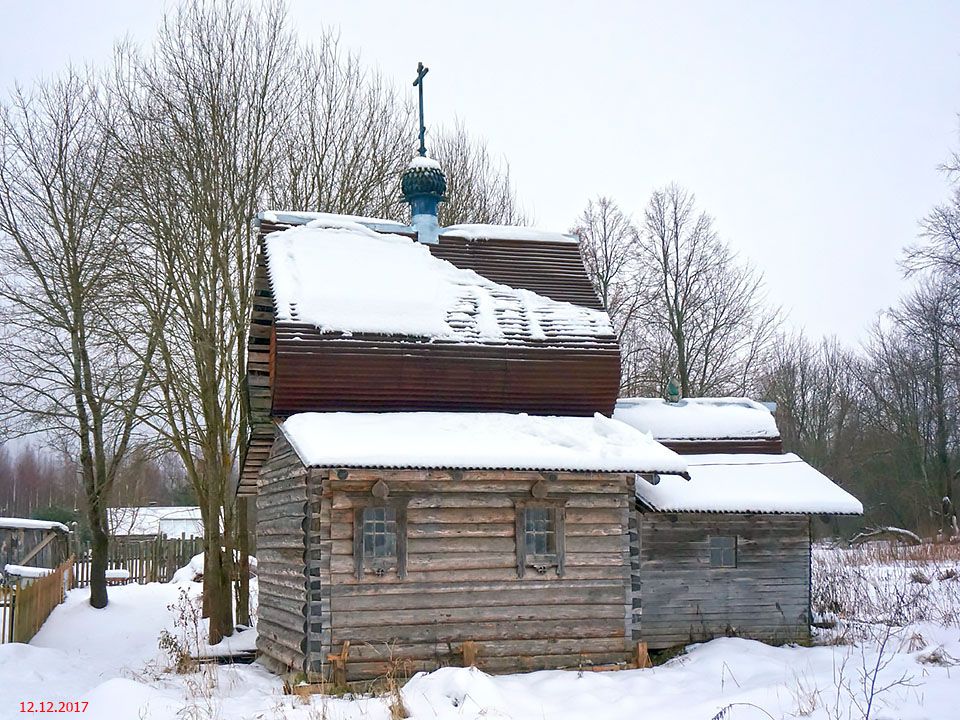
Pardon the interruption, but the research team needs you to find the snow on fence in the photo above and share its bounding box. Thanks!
[71,536,204,588]
[0,556,73,645]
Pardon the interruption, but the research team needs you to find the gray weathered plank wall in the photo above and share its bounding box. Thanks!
[255,433,309,674]
[310,469,635,680]
[634,513,810,648]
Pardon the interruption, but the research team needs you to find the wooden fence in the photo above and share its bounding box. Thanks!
[1,556,73,645]
[71,536,204,588]
[0,537,204,645]
[0,585,13,643]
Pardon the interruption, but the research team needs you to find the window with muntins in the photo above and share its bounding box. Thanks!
[709,535,737,567]
[362,506,397,559]
[353,501,406,579]
[516,503,565,577]
[525,507,556,556]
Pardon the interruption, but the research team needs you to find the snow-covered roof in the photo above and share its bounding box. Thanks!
[441,224,578,244]
[264,217,612,343]
[635,453,863,515]
[613,397,779,440]
[258,210,409,233]
[0,518,69,533]
[107,507,203,538]
[280,412,688,475]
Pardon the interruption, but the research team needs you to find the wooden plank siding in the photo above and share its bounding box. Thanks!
[633,513,811,649]
[255,433,310,674]
[305,468,636,680]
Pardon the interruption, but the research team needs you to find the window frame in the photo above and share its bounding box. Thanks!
[708,534,737,568]
[515,501,566,577]
[353,499,408,580]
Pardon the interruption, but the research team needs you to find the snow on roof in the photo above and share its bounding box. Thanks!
[280,412,689,475]
[441,224,578,244]
[613,397,780,440]
[258,210,408,232]
[635,453,863,515]
[107,507,203,538]
[0,518,69,532]
[265,217,612,342]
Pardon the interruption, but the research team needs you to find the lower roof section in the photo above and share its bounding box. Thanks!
[279,411,688,476]
[635,453,863,515]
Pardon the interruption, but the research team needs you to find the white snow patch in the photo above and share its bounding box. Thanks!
[4,563,54,578]
[0,517,69,532]
[258,209,407,230]
[171,552,258,584]
[407,154,442,170]
[281,411,688,475]
[170,552,206,583]
[636,453,864,515]
[442,223,578,244]
[614,396,780,440]
[265,219,612,341]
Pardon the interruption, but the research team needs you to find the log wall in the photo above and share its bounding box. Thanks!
[255,433,310,674]
[308,469,635,680]
[634,513,811,648]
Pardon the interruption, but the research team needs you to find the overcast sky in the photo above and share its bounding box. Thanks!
[1,1,958,341]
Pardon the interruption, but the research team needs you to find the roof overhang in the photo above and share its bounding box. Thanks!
[635,453,863,515]
[279,411,688,477]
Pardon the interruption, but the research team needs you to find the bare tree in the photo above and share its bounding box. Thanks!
[432,123,527,226]
[112,0,296,643]
[267,33,412,217]
[0,70,161,607]
[636,184,779,397]
[888,279,958,534]
[572,197,653,393]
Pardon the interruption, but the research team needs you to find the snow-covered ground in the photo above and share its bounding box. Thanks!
[1,544,959,720]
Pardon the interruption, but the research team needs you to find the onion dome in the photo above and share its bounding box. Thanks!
[401,155,447,204]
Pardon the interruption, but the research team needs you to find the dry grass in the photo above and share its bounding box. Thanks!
[838,540,960,566]
[812,540,960,633]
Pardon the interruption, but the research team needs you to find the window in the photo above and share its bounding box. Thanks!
[515,503,565,577]
[362,506,397,559]
[353,502,407,579]
[709,535,737,568]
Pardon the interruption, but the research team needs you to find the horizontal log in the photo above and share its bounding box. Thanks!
[329,585,622,610]
[332,603,625,628]
[331,618,624,644]
[343,636,629,662]
[329,565,628,584]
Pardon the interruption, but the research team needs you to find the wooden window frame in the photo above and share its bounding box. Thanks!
[709,535,737,568]
[353,499,408,580]
[515,501,566,577]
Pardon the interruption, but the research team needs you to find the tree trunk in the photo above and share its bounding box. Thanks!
[87,508,109,609]
[206,543,233,645]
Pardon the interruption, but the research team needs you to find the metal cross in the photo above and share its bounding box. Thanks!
[413,62,429,157]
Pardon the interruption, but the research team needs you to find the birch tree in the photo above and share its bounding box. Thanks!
[0,71,162,608]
